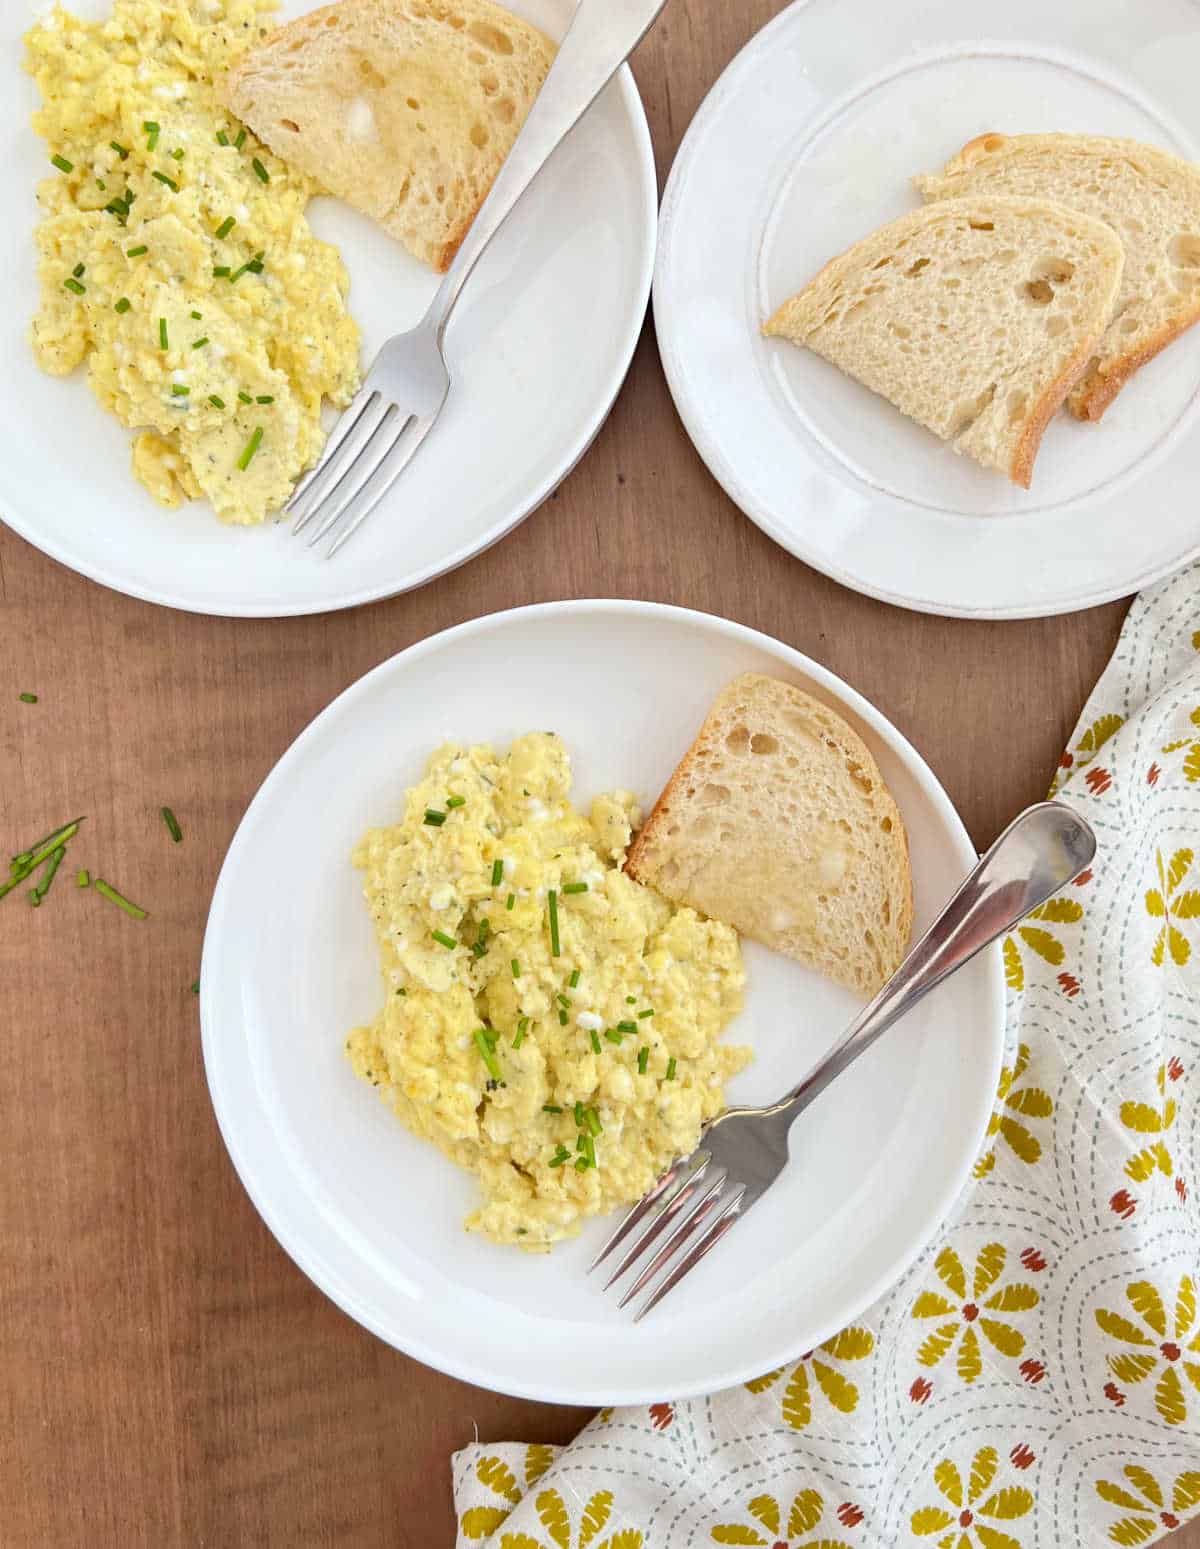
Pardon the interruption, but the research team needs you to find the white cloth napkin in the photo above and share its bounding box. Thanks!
[452,567,1200,1549]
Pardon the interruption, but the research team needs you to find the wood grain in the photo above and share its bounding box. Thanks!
[1,3,1193,1545]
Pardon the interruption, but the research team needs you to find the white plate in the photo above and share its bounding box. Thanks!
[200,600,1004,1403]
[0,0,655,617]
[654,0,1200,620]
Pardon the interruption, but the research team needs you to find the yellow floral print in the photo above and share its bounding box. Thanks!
[911,1447,1034,1548]
[460,1449,557,1541]
[1146,848,1200,966]
[1095,1276,1200,1425]
[710,1487,856,1546]
[1094,1463,1200,1545]
[744,1326,875,1431]
[1121,1062,1181,1184]
[1003,898,1084,991]
[1048,712,1124,797]
[498,1486,642,1549]
[974,1045,1053,1178]
[912,1245,1039,1384]
[1160,706,1200,784]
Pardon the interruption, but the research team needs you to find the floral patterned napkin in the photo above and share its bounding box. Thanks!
[452,566,1200,1549]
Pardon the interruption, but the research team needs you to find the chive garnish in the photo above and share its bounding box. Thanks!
[513,1017,529,1048]
[548,888,560,955]
[63,278,85,296]
[541,1104,562,1115]
[556,993,570,1009]
[158,318,168,350]
[511,959,520,978]
[143,121,160,149]
[665,1057,677,1081]
[237,391,252,403]
[114,298,131,314]
[626,995,636,1004]
[604,1030,623,1045]
[190,310,202,320]
[192,337,209,350]
[431,929,456,949]
[18,692,37,704]
[215,217,236,239]
[548,1146,570,1168]
[160,806,182,843]
[237,427,264,470]
[209,395,225,409]
[127,245,148,257]
[72,262,85,278]
[170,384,189,397]
[568,969,580,988]
[478,918,489,940]
[590,1030,601,1054]
[216,130,230,146]
[93,879,147,919]
[152,172,178,191]
[506,892,515,910]
[639,1008,655,1018]
[558,1009,569,1025]
[213,266,231,278]
[637,1046,649,1074]
[473,1027,501,1083]
[573,1101,585,1127]
[252,157,270,183]
[445,794,465,808]
[11,818,83,876]
[423,808,446,826]
[576,1134,586,1152]
[190,980,200,994]
[234,128,247,150]
[577,1133,596,1171]
[28,845,66,906]
[76,869,89,887]
[584,1107,602,1136]
[617,1020,637,1034]
[105,199,130,221]
[110,141,129,159]
[562,881,588,895]
[170,148,184,161]
[51,154,73,174]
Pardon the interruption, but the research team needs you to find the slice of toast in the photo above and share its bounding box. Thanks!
[762,196,1124,486]
[916,134,1200,421]
[625,674,913,998]
[218,0,555,272]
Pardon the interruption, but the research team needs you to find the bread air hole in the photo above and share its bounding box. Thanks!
[481,71,500,94]
[905,257,930,277]
[492,96,516,122]
[699,784,731,807]
[279,118,299,133]
[1024,279,1054,305]
[1045,314,1068,336]
[1171,235,1200,268]
[470,122,489,148]
[749,733,778,755]
[888,322,911,339]
[1121,313,1141,333]
[725,725,750,756]
[469,20,514,53]
[1007,389,1028,425]
[968,220,994,232]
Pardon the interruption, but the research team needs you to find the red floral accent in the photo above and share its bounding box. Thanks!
[648,1402,675,1431]
[837,1503,864,1528]
[1057,971,1081,998]
[1010,1444,1036,1470]
[1148,762,1161,786]
[1177,1177,1189,1203]
[1110,1189,1137,1220]
[1073,868,1093,887]
[1104,1381,1126,1408]
[1019,1358,1046,1385]
[1163,1512,1180,1530]
[1020,1248,1047,1273]
[1168,1056,1185,1082]
[1085,766,1112,795]
[1060,752,1074,770]
[1162,1341,1181,1362]
[961,1302,979,1322]
[959,1510,974,1528]
[910,1377,932,1404]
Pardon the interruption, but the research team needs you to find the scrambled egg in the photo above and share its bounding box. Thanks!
[346,735,750,1251]
[25,0,360,523]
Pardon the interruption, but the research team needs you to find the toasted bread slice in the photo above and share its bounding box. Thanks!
[625,675,913,997]
[218,0,555,272]
[763,196,1123,486]
[916,134,1200,420]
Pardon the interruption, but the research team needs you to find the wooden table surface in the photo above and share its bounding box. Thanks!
[2,4,1193,1546]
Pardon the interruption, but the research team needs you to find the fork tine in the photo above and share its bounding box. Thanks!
[600,1154,712,1292]
[323,413,441,557]
[614,1169,727,1309]
[631,1184,748,1324]
[286,385,379,523]
[304,406,407,546]
[588,1153,694,1274]
[294,401,398,537]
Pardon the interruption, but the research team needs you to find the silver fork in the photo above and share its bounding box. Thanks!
[590,801,1097,1320]
[287,0,670,556]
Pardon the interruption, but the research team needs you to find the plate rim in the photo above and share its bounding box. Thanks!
[652,0,1200,621]
[199,597,1006,1403]
[0,56,657,619]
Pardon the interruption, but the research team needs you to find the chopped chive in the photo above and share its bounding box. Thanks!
[431,929,456,949]
[72,262,85,278]
[143,121,159,149]
[562,881,588,895]
[490,858,504,886]
[93,879,147,919]
[237,391,252,404]
[170,148,185,162]
[76,868,89,887]
[513,1016,530,1048]
[192,337,209,350]
[18,692,37,704]
[252,157,270,183]
[556,993,571,1009]
[617,1020,637,1034]
[638,1008,655,1018]
[160,806,183,843]
[214,216,236,239]
[158,318,168,350]
[584,1107,602,1136]
[626,995,636,1004]
[568,969,580,988]
[105,199,130,220]
[577,1133,596,1170]
[237,427,264,470]
[541,1104,563,1115]
[208,395,225,409]
[234,128,247,150]
[574,1101,585,1127]
[63,278,86,296]
[558,1009,569,1025]
[170,384,189,397]
[604,1030,623,1045]
[473,1027,501,1083]
[506,892,515,910]
[548,889,560,956]
[216,129,230,146]
[478,918,490,939]
[213,265,231,278]
[637,1046,649,1074]
[423,808,446,826]
[665,1057,677,1081]
[590,1030,601,1054]
[127,245,148,257]
[97,179,106,190]
[114,297,132,314]
[548,1146,570,1168]
[51,154,74,174]
[511,959,520,978]
[445,794,465,809]
[190,979,200,994]
[152,172,178,191]
[479,1025,498,1049]
[190,310,202,320]
[29,844,67,904]
[11,818,83,874]
[472,939,487,960]
[110,141,130,159]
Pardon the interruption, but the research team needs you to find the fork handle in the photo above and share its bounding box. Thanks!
[766,802,1096,1124]
[427,0,669,332]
